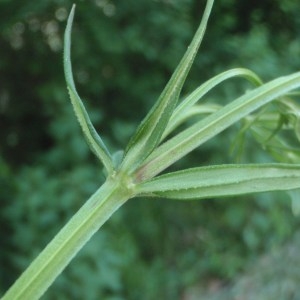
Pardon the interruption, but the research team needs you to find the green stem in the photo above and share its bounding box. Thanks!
[2,174,133,300]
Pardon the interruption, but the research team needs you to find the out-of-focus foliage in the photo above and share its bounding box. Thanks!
[1,0,300,299]
[188,231,300,300]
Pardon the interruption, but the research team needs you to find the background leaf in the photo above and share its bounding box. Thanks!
[287,189,300,216]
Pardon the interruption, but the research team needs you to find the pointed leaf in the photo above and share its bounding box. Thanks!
[163,68,262,138]
[137,72,300,180]
[121,0,214,172]
[64,5,114,174]
[137,164,300,200]
[162,103,221,140]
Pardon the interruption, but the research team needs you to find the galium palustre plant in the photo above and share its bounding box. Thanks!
[2,0,300,299]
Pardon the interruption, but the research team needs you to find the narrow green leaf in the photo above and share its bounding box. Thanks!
[137,164,300,200]
[137,72,300,180]
[64,5,114,174]
[121,0,214,172]
[162,103,221,140]
[163,68,262,138]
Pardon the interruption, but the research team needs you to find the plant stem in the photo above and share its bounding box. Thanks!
[2,173,133,300]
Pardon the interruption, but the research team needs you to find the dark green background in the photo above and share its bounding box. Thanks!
[1,0,300,299]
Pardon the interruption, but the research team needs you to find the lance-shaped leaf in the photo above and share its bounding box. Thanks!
[163,68,262,138]
[121,0,214,172]
[137,71,300,180]
[137,164,300,200]
[162,103,222,140]
[64,5,114,174]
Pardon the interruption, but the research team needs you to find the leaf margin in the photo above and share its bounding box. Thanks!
[136,163,300,200]
[64,4,114,174]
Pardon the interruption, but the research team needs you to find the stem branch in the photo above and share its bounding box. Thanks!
[2,176,132,300]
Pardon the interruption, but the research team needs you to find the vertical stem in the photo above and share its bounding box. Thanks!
[2,175,132,300]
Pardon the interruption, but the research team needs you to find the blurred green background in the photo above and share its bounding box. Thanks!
[1,0,300,299]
